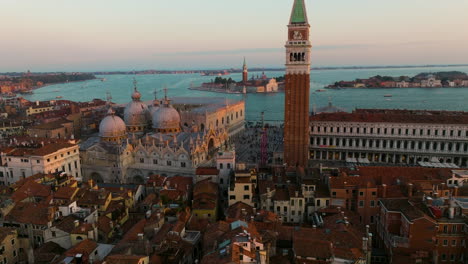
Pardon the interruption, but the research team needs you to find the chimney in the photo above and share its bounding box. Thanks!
[74,220,80,227]
[381,184,387,198]
[88,179,94,189]
[426,197,433,206]
[36,101,39,106]
[453,186,459,197]
[137,233,144,240]
[407,183,413,198]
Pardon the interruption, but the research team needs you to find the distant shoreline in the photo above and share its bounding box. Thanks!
[3,64,468,76]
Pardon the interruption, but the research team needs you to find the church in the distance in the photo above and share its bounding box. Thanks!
[80,83,244,184]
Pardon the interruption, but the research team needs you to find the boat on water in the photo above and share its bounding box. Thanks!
[56,96,63,99]
[385,99,392,101]
[101,78,106,82]
[384,94,392,97]
[316,89,326,92]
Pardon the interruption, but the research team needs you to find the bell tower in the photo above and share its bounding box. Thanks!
[242,57,248,83]
[284,0,311,167]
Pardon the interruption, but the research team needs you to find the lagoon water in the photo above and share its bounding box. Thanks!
[23,66,468,122]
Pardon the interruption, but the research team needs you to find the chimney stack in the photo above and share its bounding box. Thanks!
[381,184,387,198]
[407,183,413,198]
[74,220,80,227]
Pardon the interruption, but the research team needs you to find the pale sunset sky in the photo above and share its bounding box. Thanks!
[1,0,467,71]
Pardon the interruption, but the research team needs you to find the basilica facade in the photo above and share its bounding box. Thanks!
[80,86,237,184]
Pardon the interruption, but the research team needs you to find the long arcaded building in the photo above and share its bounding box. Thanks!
[310,109,468,167]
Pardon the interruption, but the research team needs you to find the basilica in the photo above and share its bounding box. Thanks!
[80,84,242,184]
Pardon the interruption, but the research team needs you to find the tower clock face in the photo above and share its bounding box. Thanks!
[293,31,303,40]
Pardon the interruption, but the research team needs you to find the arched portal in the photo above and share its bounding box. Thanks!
[90,172,104,183]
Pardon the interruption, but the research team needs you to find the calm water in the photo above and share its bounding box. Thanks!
[23,66,468,122]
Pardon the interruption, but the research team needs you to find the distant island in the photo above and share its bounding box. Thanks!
[0,72,96,97]
[326,71,468,89]
[189,73,284,94]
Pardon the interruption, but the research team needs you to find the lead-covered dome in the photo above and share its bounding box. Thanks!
[124,87,150,131]
[152,101,181,133]
[99,108,127,140]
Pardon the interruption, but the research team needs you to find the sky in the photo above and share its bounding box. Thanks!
[1,0,468,72]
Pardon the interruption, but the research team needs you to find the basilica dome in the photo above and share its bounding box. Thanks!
[124,88,150,130]
[99,108,127,139]
[152,102,181,133]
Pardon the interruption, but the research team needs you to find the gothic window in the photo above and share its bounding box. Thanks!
[167,161,172,166]
[181,162,186,168]
[153,159,158,165]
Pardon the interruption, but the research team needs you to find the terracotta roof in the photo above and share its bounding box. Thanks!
[311,109,468,124]
[5,202,54,225]
[0,227,16,243]
[380,198,425,221]
[294,238,333,259]
[104,255,148,264]
[193,192,217,210]
[98,216,113,234]
[34,242,66,264]
[54,186,78,200]
[71,223,94,235]
[194,179,218,196]
[65,239,98,257]
[273,188,289,201]
[53,215,81,233]
[235,176,251,184]
[160,189,183,201]
[226,202,254,221]
[196,167,219,175]
[30,118,72,130]
[11,180,51,202]
[77,188,110,206]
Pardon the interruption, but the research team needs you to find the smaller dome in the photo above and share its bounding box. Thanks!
[152,103,181,132]
[131,90,142,101]
[99,109,127,138]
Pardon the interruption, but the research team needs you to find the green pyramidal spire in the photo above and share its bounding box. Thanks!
[290,0,308,24]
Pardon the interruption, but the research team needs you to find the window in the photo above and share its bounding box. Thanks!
[243,195,250,200]
[316,200,321,207]
[11,239,15,245]
[370,200,375,207]
[229,195,235,200]
[332,191,336,197]
[443,239,448,246]
[370,216,374,223]
[291,210,295,216]
[372,191,376,196]
[153,159,158,165]
[219,163,223,169]
[452,240,456,246]
[139,158,144,163]
[441,254,446,261]
[227,163,231,169]
[444,225,448,233]
[452,225,457,232]
[291,199,295,206]
[244,185,249,191]
[283,206,287,212]
[359,201,364,208]
[181,162,186,168]
[299,200,302,206]
[359,191,364,196]
[167,161,172,166]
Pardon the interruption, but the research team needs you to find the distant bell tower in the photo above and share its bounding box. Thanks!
[284,0,312,167]
[242,57,248,83]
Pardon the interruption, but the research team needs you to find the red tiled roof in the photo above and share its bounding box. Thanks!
[12,180,51,202]
[196,167,219,175]
[311,109,468,124]
[65,239,97,257]
[5,202,54,225]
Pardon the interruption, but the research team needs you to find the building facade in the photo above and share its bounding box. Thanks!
[310,109,468,167]
[81,89,235,184]
[284,0,312,167]
[0,138,81,185]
